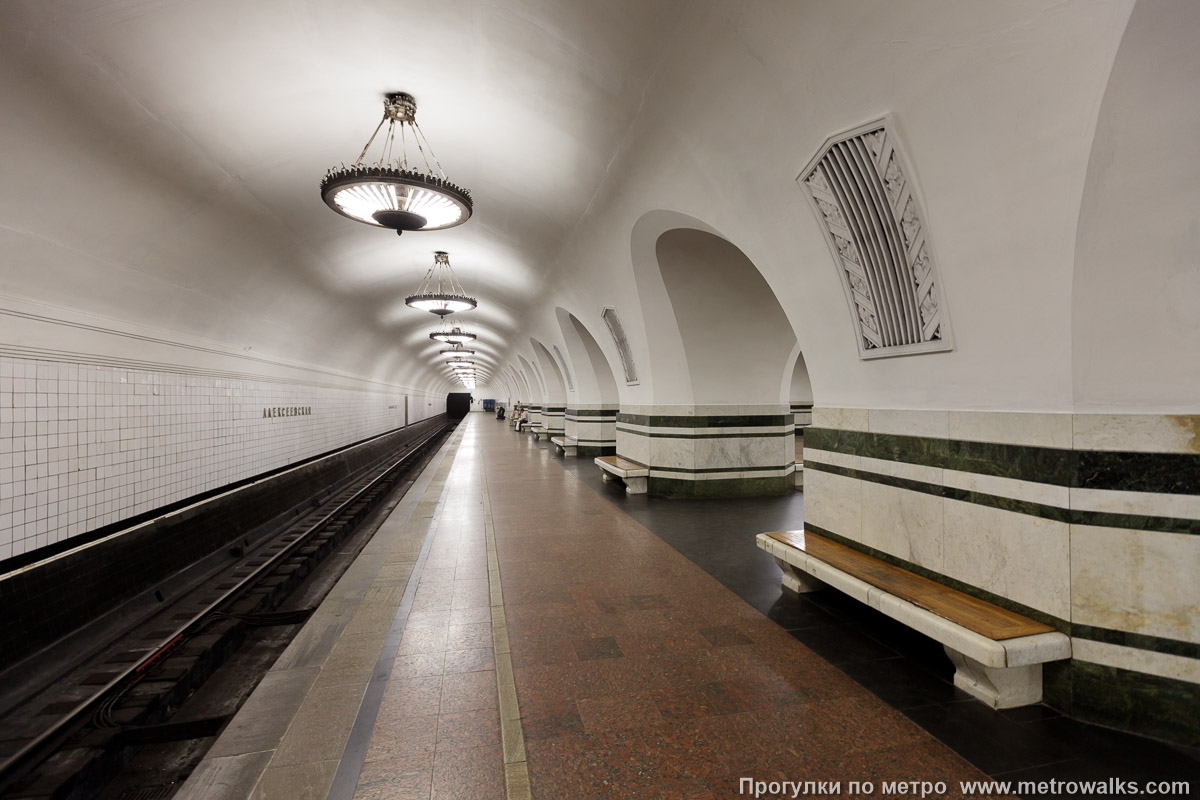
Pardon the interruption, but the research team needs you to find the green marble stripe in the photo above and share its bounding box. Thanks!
[804,459,1200,534]
[617,413,792,428]
[1071,625,1200,661]
[807,426,1200,495]
[649,475,793,498]
[575,438,616,445]
[576,444,617,458]
[1045,662,1200,746]
[565,409,618,418]
[615,426,792,440]
[544,406,567,413]
[804,460,1072,523]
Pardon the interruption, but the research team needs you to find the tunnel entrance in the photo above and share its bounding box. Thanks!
[446,392,472,420]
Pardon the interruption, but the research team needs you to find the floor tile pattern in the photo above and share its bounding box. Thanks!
[477,416,1011,799]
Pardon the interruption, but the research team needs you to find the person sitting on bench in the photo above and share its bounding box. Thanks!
[514,407,530,431]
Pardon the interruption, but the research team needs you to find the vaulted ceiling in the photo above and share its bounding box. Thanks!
[0,0,684,390]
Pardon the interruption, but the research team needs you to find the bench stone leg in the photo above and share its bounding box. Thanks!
[600,471,614,482]
[773,557,825,593]
[624,476,648,494]
[563,444,577,457]
[945,647,1043,709]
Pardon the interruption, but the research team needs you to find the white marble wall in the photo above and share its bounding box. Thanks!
[0,355,441,563]
[616,405,795,480]
[807,407,1200,687]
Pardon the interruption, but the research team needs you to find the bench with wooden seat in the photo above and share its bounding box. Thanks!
[550,436,578,456]
[594,455,649,494]
[756,530,1070,709]
[531,426,557,441]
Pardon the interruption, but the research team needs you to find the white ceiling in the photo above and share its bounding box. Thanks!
[0,0,684,390]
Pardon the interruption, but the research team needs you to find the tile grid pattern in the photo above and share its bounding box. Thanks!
[0,354,440,561]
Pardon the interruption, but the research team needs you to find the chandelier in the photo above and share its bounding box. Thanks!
[321,92,472,235]
[429,324,477,344]
[406,251,476,316]
[439,346,475,356]
[446,357,474,368]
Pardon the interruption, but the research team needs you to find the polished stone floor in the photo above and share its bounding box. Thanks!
[184,414,1198,800]
[475,417,1016,798]
[551,426,1200,792]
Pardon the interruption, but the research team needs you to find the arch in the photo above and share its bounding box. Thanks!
[649,225,797,404]
[530,338,567,404]
[784,345,814,405]
[555,307,620,406]
[1072,0,1200,411]
[517,354,545,401]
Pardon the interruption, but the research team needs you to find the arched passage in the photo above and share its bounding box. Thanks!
[531,338,567,435]
[625,213,799,497]
[556,307,621,456]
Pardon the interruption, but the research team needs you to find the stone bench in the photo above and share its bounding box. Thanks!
[550,436,578,457]
[532,427,556,441]
[594,455,649,494]
[794,461,803,488]
[756,530,1070,709]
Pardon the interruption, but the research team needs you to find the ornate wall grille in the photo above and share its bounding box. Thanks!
[799,117,951,358]
[552,345,574,391]
[601,307,638,385]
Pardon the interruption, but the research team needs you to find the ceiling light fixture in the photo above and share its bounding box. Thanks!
[406,251,476,316]
[321,92,472,235]
[439,346,475,356]
[429,324,477,344]
[446,358,474,368]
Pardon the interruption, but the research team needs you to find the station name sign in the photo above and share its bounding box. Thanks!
[263,406,312,418]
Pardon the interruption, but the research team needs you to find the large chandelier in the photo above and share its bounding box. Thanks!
[439,346,475,356]
[406,251,476,316]
[446,357,474,368]
[429,323,477,344]
[321,93,472,235]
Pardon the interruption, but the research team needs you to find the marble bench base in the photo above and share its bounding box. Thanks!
[758,534,1070,710]
[595,457,649,495]
[550,436,577,457]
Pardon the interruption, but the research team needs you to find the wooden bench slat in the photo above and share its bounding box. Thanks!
[765,530,1053,641]
[596,455,647,471]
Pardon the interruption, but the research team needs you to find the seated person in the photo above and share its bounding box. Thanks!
[496,406,505,420]
[515,407,531,431]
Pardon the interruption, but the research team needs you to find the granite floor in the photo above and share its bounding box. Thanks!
[475,416,1015,799]
[187,413,1196,800]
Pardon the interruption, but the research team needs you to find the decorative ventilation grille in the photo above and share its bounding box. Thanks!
[552,345,574,391]
[601,307,638,384]
[799,117,951,358]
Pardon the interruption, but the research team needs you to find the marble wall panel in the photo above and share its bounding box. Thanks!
[942,498,1071,620]
[1073,414,1200,453]
[1071,525,1200,644]
[804,468,862,544]
[949,411,1073,449]
[860,481,945,573]
[812,407,869,432]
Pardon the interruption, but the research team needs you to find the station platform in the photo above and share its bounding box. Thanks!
[173,414,1178,799]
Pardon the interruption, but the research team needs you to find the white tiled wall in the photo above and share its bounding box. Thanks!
[0,356,443,562]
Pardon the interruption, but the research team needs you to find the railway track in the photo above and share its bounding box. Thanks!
[0,419,455,799]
